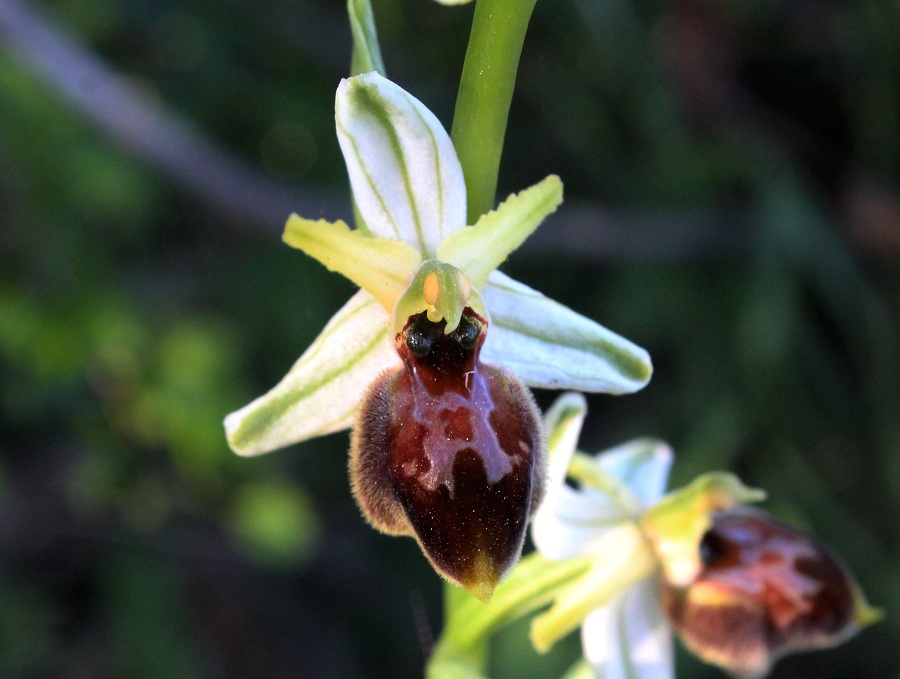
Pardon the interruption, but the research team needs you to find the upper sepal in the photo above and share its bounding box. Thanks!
[336,72,467,257]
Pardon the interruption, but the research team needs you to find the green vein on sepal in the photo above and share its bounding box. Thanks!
[483,273,653,392]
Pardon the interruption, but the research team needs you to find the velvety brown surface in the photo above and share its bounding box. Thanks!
[350,309,543,598]
[662,507,857,677]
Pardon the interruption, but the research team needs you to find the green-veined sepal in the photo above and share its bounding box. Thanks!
[481,272,652,393]
[224,290,398,456]
[336,73,467,256]
[580,577,674,679]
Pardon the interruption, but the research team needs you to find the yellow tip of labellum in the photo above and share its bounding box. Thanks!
[461,552,501,603]
[852,594,884,629]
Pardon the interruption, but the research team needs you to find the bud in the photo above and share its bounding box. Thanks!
[661,507,881,678]
[350,308,544,602]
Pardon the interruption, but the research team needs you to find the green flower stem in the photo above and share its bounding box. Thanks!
[451,0,539,223]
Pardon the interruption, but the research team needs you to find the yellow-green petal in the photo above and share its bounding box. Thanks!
[437,175,563,289]
[436,552,591,655]
[283,215,421,312]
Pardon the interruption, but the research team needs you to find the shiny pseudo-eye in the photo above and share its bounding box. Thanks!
[661,507,872,678]
[350,308,544,602]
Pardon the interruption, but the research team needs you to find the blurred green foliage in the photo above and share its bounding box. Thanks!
[0,0,897,677]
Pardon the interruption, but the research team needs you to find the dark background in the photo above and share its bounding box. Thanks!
[1,0,897,677]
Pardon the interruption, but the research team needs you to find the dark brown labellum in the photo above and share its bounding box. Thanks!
[350,309,544,601]
[661,507,862,678]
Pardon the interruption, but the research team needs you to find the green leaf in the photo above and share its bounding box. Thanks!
[438,175,563,288]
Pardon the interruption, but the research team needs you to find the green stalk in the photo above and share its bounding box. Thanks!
[451,0,539,223]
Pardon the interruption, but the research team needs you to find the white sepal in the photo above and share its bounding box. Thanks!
[224,290,399,456]
[481,272,652,394]
[336,72,467,257]
[595,439,673,509]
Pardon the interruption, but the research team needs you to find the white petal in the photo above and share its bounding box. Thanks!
[596,440,673,508]
[335,73,467,257]
[224,290,400,456]
[542,392,587,491]
[532,484,634,561]
[533,395,648,561]
[531,524,657,652]
[480,272,652,394]
[581,578,674,679]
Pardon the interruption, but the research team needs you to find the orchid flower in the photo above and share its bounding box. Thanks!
[224,72,650,457]
[530,393,879,678]
[223,73,651,600]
